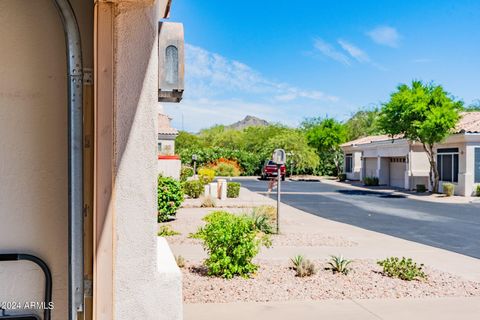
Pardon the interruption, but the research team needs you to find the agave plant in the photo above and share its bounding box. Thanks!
[291,255,316,277]
[326,255,352,275]
[249,212,274,234]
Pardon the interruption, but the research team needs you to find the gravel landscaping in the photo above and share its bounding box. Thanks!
[182,259,480,303]
[165,231,356,247]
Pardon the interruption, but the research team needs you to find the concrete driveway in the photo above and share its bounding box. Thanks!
[235,178,480,259]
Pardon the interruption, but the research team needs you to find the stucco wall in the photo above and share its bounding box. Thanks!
[112,1,182,319]
[0,1,68,318]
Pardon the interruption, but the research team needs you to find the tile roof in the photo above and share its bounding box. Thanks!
[456,112,480,133]
[341,112,480,148]
[158,113,178,135]
[340,134,403,147]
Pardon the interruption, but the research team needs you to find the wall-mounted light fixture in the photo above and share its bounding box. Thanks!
[158,22,184,102]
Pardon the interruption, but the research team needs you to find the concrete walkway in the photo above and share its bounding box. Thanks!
[185,297,480,320]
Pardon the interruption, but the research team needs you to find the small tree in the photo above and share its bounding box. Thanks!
[301,117,347,176]
[380,81,462,193]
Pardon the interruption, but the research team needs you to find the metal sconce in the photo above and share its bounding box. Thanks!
[158,22,184,102]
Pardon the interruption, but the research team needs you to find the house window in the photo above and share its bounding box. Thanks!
[345,154,353,173]
[475,148,480,183]
[437,148,459,183]
[158,142,163,154]
[165,45,179,85]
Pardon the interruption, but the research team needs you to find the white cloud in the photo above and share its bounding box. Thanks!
[337,39,371,63]
[171,44,341,131]
[313,38,351,65]
[367,26,400,47]
[185,44,338,102]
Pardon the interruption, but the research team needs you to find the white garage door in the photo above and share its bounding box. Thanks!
[389,158,406,188]
[364,158,377,178]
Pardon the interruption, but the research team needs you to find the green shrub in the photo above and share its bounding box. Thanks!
[326,255,352,275]
[364,176,379,186]
[290,255,316,277]
[213,162,237,177]
[476,185,480,197]
[157,225,180,237]
[157,176,184,222]
[338,173,347,182]
[183,179,204,199]
[377,257,426,281]
[443,183,455,196]
[198,168,215,184]
[416,184,427,193]
[180,166,194,182]
[196,211,270,278]
[227,182,241,198]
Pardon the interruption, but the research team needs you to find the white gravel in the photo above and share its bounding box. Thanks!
[182,260,480,303]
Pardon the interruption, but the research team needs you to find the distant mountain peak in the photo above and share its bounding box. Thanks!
[227,115,269,130]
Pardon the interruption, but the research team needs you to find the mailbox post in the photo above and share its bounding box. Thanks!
[192,154,198,178]
[272,149,286,234]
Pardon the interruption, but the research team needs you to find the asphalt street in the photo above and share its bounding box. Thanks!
[235,178,480,259]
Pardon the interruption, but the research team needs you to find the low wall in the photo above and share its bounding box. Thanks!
[158,158,181,180]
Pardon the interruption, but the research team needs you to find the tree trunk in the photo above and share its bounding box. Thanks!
[422,143,439,193]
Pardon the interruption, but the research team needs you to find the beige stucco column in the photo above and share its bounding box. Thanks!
[94,1,182,319]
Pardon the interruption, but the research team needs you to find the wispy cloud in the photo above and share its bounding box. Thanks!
[367,26,400,47]
[337,39,371,63]
[313,38,351,65]
[186,43,338,102]
[337,39,386,70]
[168,44,340,131]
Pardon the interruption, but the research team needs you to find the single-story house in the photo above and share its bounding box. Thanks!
[340,112,480,196]
[157,113,181,179]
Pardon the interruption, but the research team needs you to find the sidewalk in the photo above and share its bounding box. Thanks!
[185,297,480,320]
[321,178,479,204]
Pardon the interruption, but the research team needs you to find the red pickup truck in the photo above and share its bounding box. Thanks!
[261,160,286,181]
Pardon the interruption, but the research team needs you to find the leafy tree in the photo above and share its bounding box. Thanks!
[176,131,202,150]
[344,108,383,141]
[301,117,347,176]
[265,130,319,175]
[379,81,462,192]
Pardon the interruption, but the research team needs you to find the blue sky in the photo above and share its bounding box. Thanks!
[165,0,480,132]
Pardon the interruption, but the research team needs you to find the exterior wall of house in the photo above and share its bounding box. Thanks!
[364,158,377,178]
[0,1,91,319]
[379,157,390,185]
[111,1,182,319]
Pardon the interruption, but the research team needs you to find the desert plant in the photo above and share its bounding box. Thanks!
[157,175,184,222]
[377,257,426,281]
[364,176,379,186]
[183,179,204,199]
[227,182,241,198]
[157,225,180,237]
[200,196,217,208]
[416,184,427,193]
[249,212,274,234]
[290,255,316,277]
[326,255,352,275]
[198,168,215,184]
[338,173,347,182]
[476,185,480,197]
[196,211,270,278]
[180,166,194,182]
[443,182,455,196]
[252,205,277,223]
[175,255,185,268]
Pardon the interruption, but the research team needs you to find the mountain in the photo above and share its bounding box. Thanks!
[227,115,269,130]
